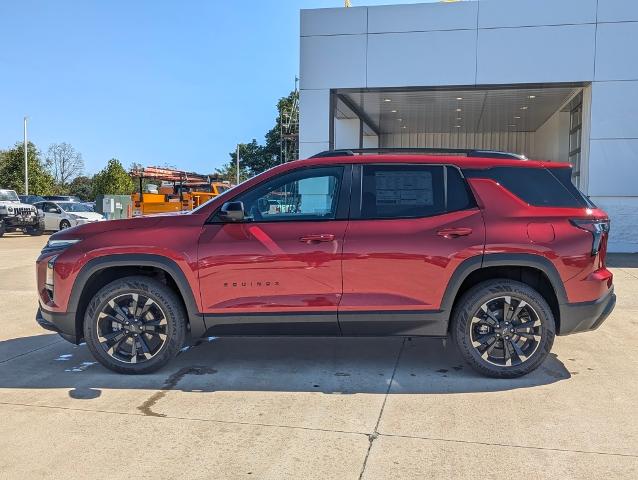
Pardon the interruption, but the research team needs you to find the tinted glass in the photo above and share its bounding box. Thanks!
[232,166,343,222]
[550,167,595,208]
[464,167,587,208]
[360,165,445,219]
[446,166,476,212]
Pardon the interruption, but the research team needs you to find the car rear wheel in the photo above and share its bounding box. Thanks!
[84,276,186,374]
[451,279,555,378]
[59,219,71,230]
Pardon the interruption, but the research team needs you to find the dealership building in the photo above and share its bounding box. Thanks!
[298,0,638,252]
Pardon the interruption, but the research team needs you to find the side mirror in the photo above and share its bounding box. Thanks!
[218,201,245,222]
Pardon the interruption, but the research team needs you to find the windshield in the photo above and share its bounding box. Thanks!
[0,190,19,202]
[58,202,93,213]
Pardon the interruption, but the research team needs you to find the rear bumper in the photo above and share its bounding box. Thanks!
[36,307,79,344]
[558,287,616,335]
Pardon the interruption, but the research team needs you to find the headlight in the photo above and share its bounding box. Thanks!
[42,238,81,254]
[45,255,58,293]
[7,206,14,213]
[68,213,80,220]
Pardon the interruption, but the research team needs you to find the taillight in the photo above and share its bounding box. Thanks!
[570,218,610,256]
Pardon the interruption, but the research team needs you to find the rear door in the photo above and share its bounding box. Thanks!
[339,163,485,336]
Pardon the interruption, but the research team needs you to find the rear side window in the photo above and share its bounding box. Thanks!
[465,166,588,208]
[359,165,475,220]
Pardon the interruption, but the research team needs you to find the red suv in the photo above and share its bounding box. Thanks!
[35,149,615,377]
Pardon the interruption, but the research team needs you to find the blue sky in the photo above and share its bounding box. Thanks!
[0,0,428,175]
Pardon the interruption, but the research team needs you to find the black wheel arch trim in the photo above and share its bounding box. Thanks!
[69,254,206,340]
[439,252,568,331]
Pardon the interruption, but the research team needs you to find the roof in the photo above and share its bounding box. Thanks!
[293,154,571,170]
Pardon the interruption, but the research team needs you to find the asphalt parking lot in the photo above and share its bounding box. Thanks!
[0,234,637,479]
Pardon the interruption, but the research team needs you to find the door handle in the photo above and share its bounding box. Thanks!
[299,234,335,243]
[437,227,473,239]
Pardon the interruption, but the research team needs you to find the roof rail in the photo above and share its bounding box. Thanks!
[310,148,527,160]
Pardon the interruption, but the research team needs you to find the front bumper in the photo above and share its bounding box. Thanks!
[4,215,40,228]
[36,307,79,344]
[558,287,616,335]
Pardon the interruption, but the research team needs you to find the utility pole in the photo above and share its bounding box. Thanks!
[23,116,28,195]
[235,144,240,185]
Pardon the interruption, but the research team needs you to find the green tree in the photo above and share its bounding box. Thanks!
[0,141,56,195]
[215,156,250,184]
[92,158,134,196]
[219,90,299,182]
[68,175,94,201]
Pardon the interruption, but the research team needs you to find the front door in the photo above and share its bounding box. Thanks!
[339,164,485,336]
[198,165,351,335]
[42,202,62,230]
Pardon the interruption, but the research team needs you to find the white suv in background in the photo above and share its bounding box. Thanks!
[34,200,106,231]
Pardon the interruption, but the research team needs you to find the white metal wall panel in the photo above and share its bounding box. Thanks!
[589,139,638,196]
[597,0,638,23]
[380,131,535,157]
[300,35,367,90]
[476,24,596,84]
[367,2,478,34]
[478,0,597,29]
[299,89,330,143]
[367,30,477,87]
[300,7,368,36]
[590,81,638,140]
[594,22,638,81]
[299,142,330,160]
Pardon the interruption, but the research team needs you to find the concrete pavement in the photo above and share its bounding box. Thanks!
[0,234,636,479]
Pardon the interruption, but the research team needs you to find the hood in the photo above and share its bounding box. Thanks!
[70,211,104,221]
[51,215,163,240]
[0,201,36,211]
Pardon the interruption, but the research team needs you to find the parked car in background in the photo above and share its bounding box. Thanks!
[19,195,46,205]
[42,195,81,203]
[0,189,45,237]
[35,149,615,377]
[82,202,96,212]
[34,200,105,231]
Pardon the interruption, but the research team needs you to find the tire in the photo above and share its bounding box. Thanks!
[0,220,4,237]
[84,276,186,374]
[451,279,555,378]
[59,220,71,230]
[25,221,44,236]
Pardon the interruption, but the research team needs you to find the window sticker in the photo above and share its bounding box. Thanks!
[375,171,433,206]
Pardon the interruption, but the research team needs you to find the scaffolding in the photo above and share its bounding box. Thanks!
[279,77,299,163]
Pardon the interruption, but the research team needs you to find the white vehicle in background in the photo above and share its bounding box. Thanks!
[0,189,45,237]
[34,200,106,231]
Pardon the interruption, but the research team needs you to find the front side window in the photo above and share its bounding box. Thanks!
[229,166,344,222]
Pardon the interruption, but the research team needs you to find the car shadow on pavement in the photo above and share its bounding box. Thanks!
[0,334,571,399]
[607,253,638,268]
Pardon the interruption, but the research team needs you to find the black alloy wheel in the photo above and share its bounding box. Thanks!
[469,296,542,367]
[452,279,555,378]
[84,276,186,374]
[96,293,168,364]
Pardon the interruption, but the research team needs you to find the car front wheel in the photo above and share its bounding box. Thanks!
[451,279,555,378]
[84,276,186,374]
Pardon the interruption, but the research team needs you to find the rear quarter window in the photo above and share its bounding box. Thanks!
[464,166,588,208]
